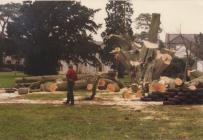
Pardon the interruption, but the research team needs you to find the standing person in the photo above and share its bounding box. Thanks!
[65,65,77,105]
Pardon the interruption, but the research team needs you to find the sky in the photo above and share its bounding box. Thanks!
[1,0,203,41]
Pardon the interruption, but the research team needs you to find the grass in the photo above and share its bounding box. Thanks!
[0,104,202,140]
[0,72,26,88]
[120,75,131,86]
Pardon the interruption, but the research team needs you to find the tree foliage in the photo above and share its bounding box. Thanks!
[0,3,21,38]
[0,3,21,66]
[7,1,101,75]
[135,13,162,40]
[101,0,134,64]
[102,0,133,38]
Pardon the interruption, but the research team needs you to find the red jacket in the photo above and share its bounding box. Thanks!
[66,69,77,82]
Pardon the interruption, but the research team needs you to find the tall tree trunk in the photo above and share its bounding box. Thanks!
[140,13,161,83]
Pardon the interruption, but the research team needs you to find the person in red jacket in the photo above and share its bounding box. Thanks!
[65,65,77,105]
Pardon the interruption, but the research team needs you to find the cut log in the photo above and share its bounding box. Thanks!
[107,83,120,92]
[18,88,29,95]
[55,82,67,91]
[86,84,93,91]
[97,78,115,90]
[149,81,166,93]
[98,79,106,87]
[97,79,107,90]
[56,79,88,91]
[49,83,58,92]
[122,90,132,99]
[159,76,174,85]
[159,76,183,89]
[88,73,124,100]
[41,82,57,92]
[175,78,183,86]
[135,90,143,98]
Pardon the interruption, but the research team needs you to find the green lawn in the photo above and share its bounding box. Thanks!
[0,104,202,140]
[0,72,26,88]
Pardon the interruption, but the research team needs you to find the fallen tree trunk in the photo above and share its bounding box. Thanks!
[40,82,58,92]
[16,74,94,83]
[56,79,88,91]
[29,81,42,90]
[16,75,65,83]
[152,51,172,80]
[88,73,124,100]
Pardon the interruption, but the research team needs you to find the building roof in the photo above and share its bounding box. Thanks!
[165,33,203,60]
[165,34,200,49]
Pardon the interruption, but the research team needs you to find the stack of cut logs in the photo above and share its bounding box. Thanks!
[141,89,203,105]
[141,71,203,105]
[163,88,203,105]
[15,74,122,94]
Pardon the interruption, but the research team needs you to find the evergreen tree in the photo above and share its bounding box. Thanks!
[7,1,101,75]
[102,0,133,39]
[101,0,133,78]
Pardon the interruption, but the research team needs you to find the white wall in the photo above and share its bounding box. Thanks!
[197,61,203,72]
[59,60,111,74]
[175,45,189,58]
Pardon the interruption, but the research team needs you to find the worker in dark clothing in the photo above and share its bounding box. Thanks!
[64,65,77,105]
